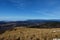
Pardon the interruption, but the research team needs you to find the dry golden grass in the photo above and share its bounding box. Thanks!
[0,27,60,40]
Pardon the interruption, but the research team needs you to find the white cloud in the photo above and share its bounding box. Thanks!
[35,8,60,19]
[9,0,25,9]
[36,9,56,17]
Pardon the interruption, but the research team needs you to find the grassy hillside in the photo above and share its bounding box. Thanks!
[0,27,60,40]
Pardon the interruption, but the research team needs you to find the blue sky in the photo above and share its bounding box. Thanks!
[0,0,60,21]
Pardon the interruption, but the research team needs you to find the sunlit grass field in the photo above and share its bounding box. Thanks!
[0,27,60,40]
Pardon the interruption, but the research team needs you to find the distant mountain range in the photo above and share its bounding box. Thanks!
[0,19,60,27]
[0,19,60,23]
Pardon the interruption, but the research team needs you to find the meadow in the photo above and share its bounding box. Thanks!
[0,27,60,40]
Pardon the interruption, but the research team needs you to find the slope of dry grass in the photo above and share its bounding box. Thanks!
[0,27,60,40]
